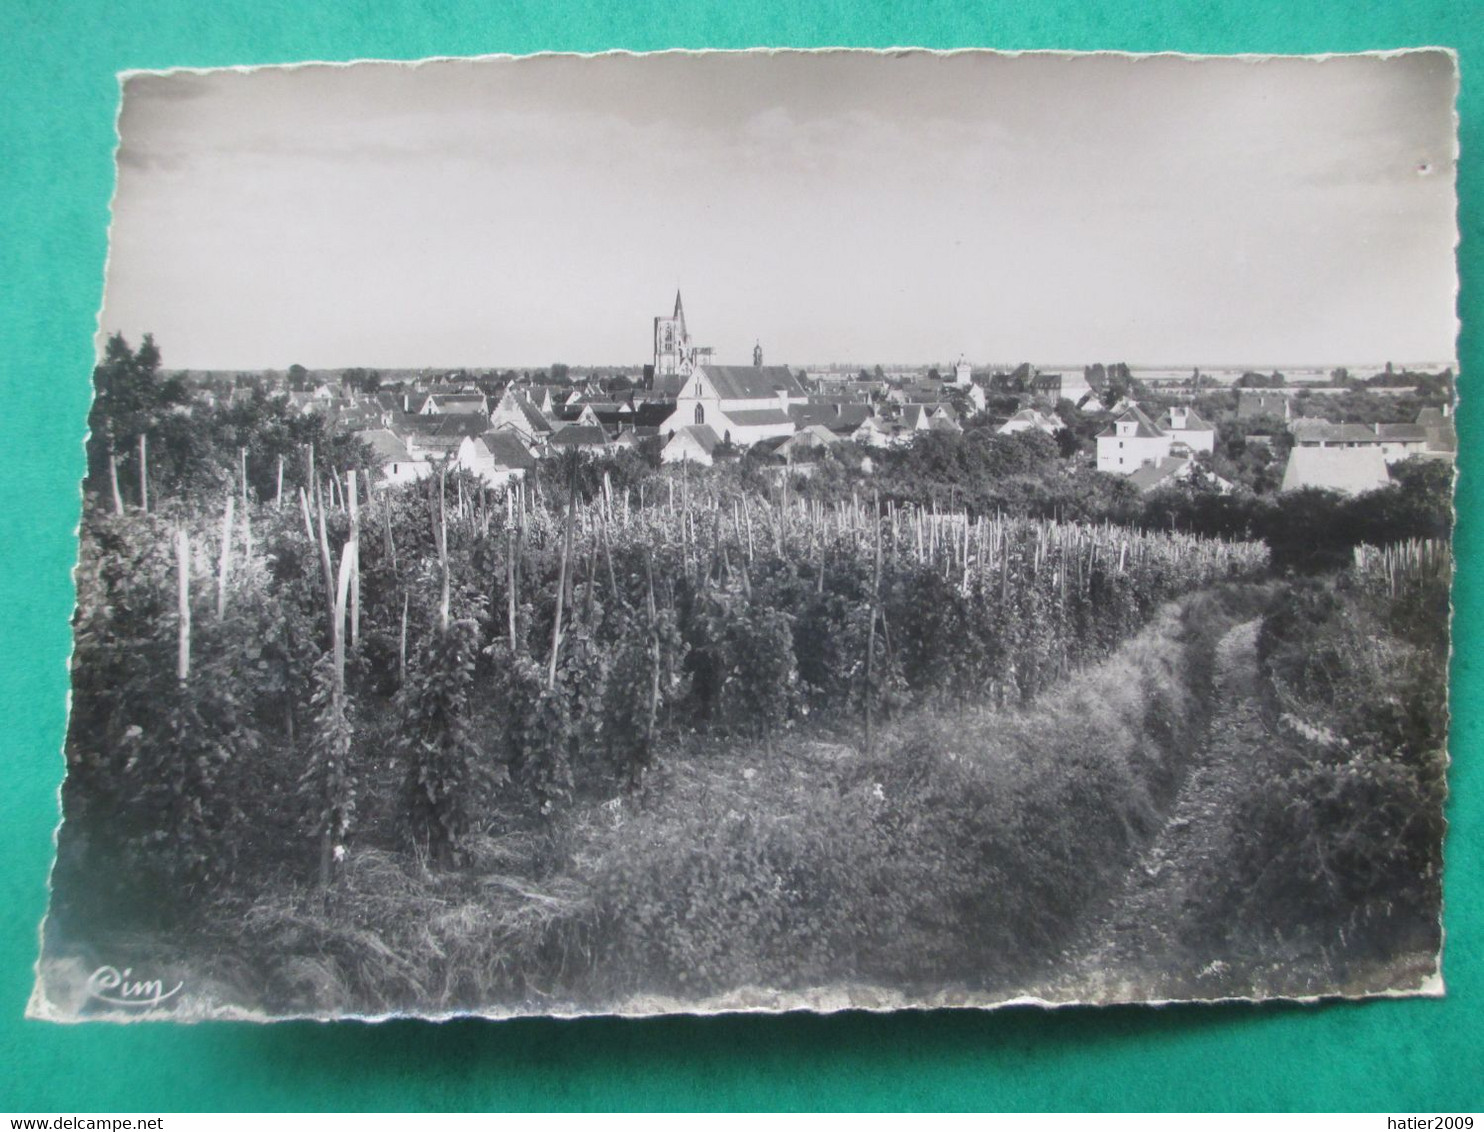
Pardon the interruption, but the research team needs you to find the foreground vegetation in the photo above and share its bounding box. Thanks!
[38,337,1452,1016]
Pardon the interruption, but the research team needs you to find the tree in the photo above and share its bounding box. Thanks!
[85,332,189,505]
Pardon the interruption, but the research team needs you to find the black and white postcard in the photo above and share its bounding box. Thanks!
[33,48,1458,1021]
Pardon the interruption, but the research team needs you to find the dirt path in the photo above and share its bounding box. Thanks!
[1056,616,1272,1001]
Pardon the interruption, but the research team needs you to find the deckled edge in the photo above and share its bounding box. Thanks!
[27,67,131,1024]
[110,43,1462,83]
[30,43,1463,1025]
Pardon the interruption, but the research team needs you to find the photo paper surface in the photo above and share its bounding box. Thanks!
[33,48,1458,1022]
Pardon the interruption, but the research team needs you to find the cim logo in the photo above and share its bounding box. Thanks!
[85,966,183,1009]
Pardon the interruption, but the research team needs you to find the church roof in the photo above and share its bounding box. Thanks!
[789,402,874,432]
[721,408,793,427]
[698,364,806,401]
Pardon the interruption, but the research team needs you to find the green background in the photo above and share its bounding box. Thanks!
[1,0,1479,1112]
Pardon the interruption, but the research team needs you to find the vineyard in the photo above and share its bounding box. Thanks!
[39,437,1461,1017]
[48,446,1306,1013]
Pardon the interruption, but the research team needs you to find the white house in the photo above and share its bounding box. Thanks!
[1096,405,1172,474]
[357,428,432,488]
[851,415,905,449]
[1374,424,1434,463]
[900,403,961,435]
[490,389,554,445]
[779,424,840,462]
[998,408,1061,437]
[1158,406,1216,454]
[455,435,530,490]
[661,363,807,447]
[662,424,723,466]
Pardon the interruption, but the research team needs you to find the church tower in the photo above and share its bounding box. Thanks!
[954,354,972,386]
[653,290,696,378]
[753,341,764,368]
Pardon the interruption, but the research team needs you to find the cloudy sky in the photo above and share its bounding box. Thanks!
[101,49,1458,370]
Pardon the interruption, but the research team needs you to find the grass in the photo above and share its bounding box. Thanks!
[142,583,1272,1018]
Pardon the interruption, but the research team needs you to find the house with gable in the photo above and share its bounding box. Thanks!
[547,423,613,454]
[1157,405,1216,454]
[357,428,432,488]
[1416,405,1458,457]
[455,434,531,490]
[490,388,555,445]
[662,424,723,466]
[1096,404,1172,474]
[660,361,807,447]
[998,408,1061,438]
[851,414,905,449]
[1237,390,1291,421]
[421,392,489,417]
[899,403,962,435]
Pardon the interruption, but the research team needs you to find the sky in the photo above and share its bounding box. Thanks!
[100,49,1459,371]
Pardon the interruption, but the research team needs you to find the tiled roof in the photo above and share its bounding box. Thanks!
[1375,424,1430,442]
[789,403,874,431]
[1097,404,1165,440]
[429,413,494,438]
[548,424,611,448]
[1128,456,1191,492]
[697,364,806,401]
[668,424,721,455]
[496,390,553,434]
[356,428,412,464]
[1162,408,1213,431]
[1281,447,1391,494]
[1291,420,1379,445]
[723,408,793,427]
[481,430,535,469]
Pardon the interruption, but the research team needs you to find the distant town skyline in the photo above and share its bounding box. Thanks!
[101,49,1459,371]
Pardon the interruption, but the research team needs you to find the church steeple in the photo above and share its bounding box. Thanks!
[753,340,763,368]
[673,290,687,336]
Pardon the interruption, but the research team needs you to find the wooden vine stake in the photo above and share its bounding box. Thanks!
[436,467,450,632]
[176,528,191,683]
[138,433,149,513]
[347,469,360,650]
[399,591,410,686]
[216,494,235,620]
[107,445,124,515]
[864,488,882,756]
[546,455,579,690]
